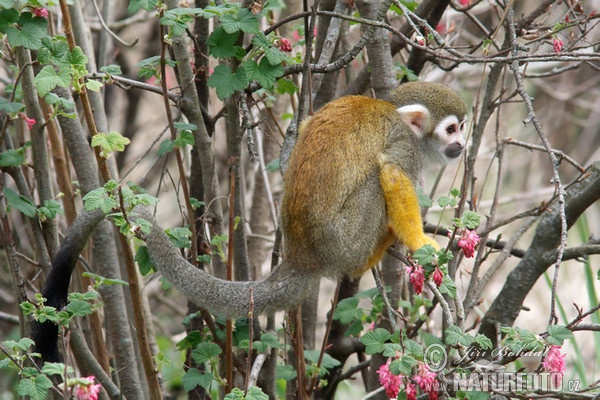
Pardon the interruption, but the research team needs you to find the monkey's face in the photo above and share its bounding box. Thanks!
[434,115,467,162]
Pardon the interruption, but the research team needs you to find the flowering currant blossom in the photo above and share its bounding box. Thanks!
[405,264,425,294]
[542,345,566,386]
[279,38,293,52]
[432,267,444,287]
[377,360,402,399]
[73,376,101,400]
[553,37,563,53]
[413,363,439,400]
[32,7,49,18]
[19,113,36,130]
[457,228,480,258]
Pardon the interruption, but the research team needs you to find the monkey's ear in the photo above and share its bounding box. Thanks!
[397,104,430,137]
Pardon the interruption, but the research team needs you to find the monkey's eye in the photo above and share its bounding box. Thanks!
[446,124,457,134]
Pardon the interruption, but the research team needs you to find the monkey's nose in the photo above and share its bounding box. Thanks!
[444,142,464,159]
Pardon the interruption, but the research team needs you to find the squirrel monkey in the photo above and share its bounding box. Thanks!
[33,81,467,361]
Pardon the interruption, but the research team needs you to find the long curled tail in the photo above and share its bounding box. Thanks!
[32,207,319,362]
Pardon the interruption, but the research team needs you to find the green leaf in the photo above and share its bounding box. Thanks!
[100,64,122,75]
[361,328,391,355]
[173,121,198,131]
[245,386,269,400]
[404,339,424,359]
[174,130,195,148]
[276,364,297,381]
[85,79,103,92]
[304,350,341,376]
[166,226,192,249]
[445,325,474,347]
[546,325,573,346]
[416,186,433,208]
[128,0,158,13]
[243,58,284,90]
[135,246,155,276]
[438,275,457,299]
[474,334,493,350]
[0,8,19,33]
[461,211,481,229]
[41,362,72,376]
[37,36,69,65]
[182,368,213,392]
[6,13,48,50]
[224,388,246,400]
[91,131,130,157]
[34,65,71,97]
[0,148,25,167]
[17,375,53,400]
[64,46,88,68]
[251,32,271,50]
[158,139,175,156]
[0,98,24,113]
[191,342,222,364]
[264,46,286,66]
[389,355,417,376]
[332,297,363,325]
[38,199,64,220]
[3,187,36,217]
[275,78,298,95]
[220,8,260,34]
[66,299,93,317]
[207,27,245,59]
[82,186,117,213]
[207,64,248,100]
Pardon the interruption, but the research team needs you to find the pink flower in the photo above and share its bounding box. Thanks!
[279,37,292,52]
[378,360,402,399]
[542,346,566,386]
[432,267,444,287]
[415,35,426,46]
[405,381,417,400]
[459,0,470,5]
[406,264,425,294]
[32,7,49,18]
[553,37,563,53]
[457,228,480,258]
[74,376,101,400]
[414,364,439,400]
[19,113,36,130]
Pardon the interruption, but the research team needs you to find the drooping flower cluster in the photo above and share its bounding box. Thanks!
[457,228,480,258]
[378,360,439,400]
[378,360,403,399]
[405,264,425,294]
[73,376,101,400]
[542,345,566,387]
[413,364,439,400]
[432,267,444,287]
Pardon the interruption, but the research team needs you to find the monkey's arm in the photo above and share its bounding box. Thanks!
[379,163,439,252]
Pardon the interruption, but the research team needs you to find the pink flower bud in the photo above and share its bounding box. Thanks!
[553,37,563,53]
[279,37,292,52]
[32,7,49,19]
[432,267,444,287]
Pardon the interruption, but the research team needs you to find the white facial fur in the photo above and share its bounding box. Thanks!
[433,115,467,161]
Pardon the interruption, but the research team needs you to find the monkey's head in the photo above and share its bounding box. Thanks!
[389,81,468,164]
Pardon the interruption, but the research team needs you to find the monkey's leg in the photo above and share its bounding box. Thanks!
[351,229,395,277]
[379,164,440,252]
